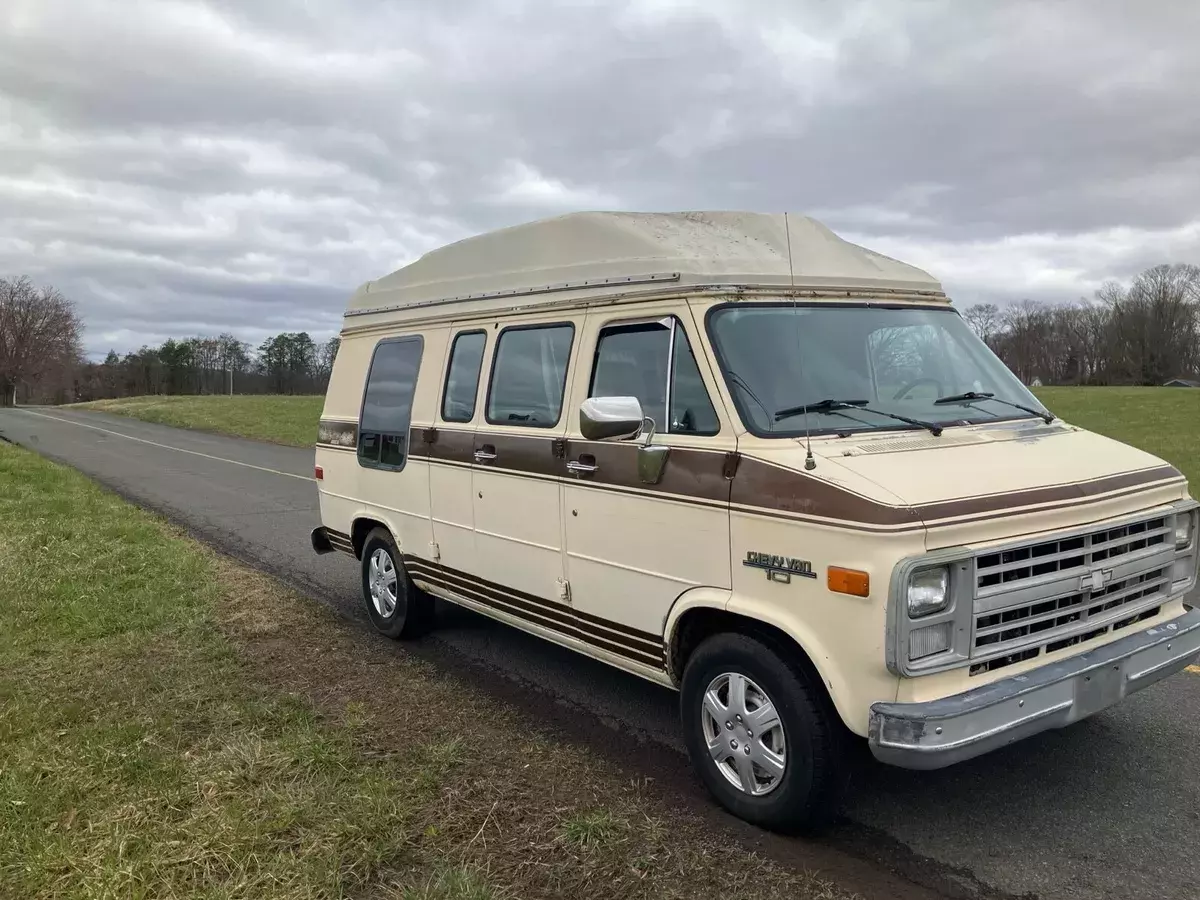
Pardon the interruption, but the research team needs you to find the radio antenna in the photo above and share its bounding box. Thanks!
[784,212,816,471]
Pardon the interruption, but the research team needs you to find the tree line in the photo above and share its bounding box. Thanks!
[962,263,1200,386]
[4,263,1197,406]
[76,331,340,402]
[1,275,338,406]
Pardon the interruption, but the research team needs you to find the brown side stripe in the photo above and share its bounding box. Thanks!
[439,561,662,648]
[403,556,664,669]
[405,425,1184,530]
[411,427,481,467]
[405,556,662,650]
[914,465,1184,523]
[732,457,919,527]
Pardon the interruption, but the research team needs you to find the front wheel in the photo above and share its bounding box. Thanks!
[680,632,848,831]
[360,528,432,639]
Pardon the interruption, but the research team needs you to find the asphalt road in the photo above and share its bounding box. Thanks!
[3,406,1199,900]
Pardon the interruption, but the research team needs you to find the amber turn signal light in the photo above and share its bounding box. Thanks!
[828,567,870,597]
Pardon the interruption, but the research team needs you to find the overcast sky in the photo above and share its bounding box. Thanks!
[2,0,1198,358]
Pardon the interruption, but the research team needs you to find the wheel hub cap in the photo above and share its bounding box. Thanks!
[701,672,786,796]
[368,548,398,618]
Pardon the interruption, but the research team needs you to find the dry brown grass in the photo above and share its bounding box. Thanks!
[214,555,864,900]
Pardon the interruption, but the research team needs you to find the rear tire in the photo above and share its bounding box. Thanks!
[360,527,432,639]
[680,632,848,832]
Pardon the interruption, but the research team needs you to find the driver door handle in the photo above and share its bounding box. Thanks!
[567,455,597,475]
[474,444,497,462]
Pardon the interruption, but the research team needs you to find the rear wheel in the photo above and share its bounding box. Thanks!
[360,527,432,639]
[680,632,848,831]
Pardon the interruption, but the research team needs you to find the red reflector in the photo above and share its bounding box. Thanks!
[314,465,324,480]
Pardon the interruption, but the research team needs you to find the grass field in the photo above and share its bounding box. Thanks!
[73,388,1198,488]
[75,395,324,447]
[1035,387,1199,487]
[0,441,855,900]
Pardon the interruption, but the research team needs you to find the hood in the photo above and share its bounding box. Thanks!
[734,419,1188,547]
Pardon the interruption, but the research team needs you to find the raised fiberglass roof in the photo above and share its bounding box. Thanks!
[347,211,944,313]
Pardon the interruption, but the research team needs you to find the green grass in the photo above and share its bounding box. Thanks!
[0,443,467,899]
[559,810,629,851]
[73,395,324,447]
[401,867,500,900]
[1035,387,1199,488]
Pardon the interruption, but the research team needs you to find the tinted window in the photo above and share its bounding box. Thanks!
[589,318,718,435]
[442,331,486,422]
[486,324,574,427]
[359,336,423,468]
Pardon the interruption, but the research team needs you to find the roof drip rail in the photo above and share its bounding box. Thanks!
[346,272,682,318]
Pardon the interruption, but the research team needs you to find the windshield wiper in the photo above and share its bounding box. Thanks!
[933,391,1054,424]
[773,399,943,436]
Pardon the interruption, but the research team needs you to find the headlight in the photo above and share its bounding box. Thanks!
[1176,513,1194,550]
[907,567,950,618]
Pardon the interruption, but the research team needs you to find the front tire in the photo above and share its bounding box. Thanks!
[680,632,847,832]
[360,527,432,639]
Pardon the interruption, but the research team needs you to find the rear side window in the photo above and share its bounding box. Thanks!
[441,330,486,422]
[486,324,574,427]
[589,317,719,435]
[359,336,423,469]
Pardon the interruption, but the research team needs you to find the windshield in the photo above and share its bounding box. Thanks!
[707,303,1050,437]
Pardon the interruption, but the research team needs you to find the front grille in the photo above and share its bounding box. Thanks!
[976,516,1170,591]
[968,513,1175,675]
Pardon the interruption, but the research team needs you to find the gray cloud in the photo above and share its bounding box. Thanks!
[2,0,1198,357]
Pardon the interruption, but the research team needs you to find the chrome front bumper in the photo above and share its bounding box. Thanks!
[869,607,1200,769]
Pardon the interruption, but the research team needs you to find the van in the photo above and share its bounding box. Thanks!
[311,211,1199,829]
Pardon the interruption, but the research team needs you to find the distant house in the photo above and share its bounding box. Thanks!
[1163,378,1200,387]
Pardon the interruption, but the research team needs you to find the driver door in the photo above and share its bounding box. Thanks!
[560,304,734,662]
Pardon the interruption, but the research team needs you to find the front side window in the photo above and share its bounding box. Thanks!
[486,324,574,427]
[441,330,486,422]
[707,304,1049,437]
[359,336,423,468]
[589,317,719,435]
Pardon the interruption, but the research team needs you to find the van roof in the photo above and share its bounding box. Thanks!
[345,211,945,319]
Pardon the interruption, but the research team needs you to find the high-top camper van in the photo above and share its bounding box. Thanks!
[311,211,1199,829]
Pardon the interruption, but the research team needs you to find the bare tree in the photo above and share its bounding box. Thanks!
[963,303,1001,345]
[0,276,84,406]
[1099,266,1200,384]
[316,336,340,386]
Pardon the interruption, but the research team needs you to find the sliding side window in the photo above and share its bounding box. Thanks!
[359,336,423,470]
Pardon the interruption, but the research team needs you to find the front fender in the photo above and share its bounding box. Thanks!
[663,583,895,736]
[662,586,733,681]
[724,592,895,736]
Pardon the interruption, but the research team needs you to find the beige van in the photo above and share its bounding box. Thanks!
[312,211,1199,829]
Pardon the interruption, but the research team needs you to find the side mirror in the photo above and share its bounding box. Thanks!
[579,396,644,442]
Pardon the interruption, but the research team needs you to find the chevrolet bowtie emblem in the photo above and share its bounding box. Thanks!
[1082,567,1114,592]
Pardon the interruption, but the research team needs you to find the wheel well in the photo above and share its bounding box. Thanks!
[350,517,388,559]
[669,608,830,701]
